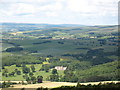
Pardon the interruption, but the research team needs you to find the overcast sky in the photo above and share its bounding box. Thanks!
[0,0,119,25]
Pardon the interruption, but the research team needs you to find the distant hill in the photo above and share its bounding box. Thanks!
[0,23,85,32]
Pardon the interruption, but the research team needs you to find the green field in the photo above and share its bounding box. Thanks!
[1,24,119,83]
[3,38,118,56]
[2,64,64,81]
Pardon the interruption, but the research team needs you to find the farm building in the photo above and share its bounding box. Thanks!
[55,66,67,70]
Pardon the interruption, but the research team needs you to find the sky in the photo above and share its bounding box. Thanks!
[0,0,119,25]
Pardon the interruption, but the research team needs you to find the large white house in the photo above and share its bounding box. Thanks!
[55,66,67,70]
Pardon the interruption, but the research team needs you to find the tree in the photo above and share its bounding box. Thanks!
[4,69,8,73]
[2,81,11,88]
[31,76,36,82]
[26,77,30,82]
[45,69,49,73]
[2,66,5,69]
[16,63,21,67]
[16,71,21,75]
[23,74,27,79]
[76,82,81,87]
[5,73,8,77]
[79,76,109,82]
[15,69,18,73]
[22,64,26,67]
[52,69,58,74]
[22,66,30,74]
[9,72,15,76]
[5,47,23,52]
[40,64,49,71]
[49,74,59,81]
[31,65,35,72]
[37,75,43,83]
[29,72,34,77]
[62,70,78,82]
[23,74,30,82]
[3,68,8,77]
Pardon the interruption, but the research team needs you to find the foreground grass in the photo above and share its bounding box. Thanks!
[1,81,120,89]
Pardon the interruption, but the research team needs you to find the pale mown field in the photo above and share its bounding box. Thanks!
[1,81,119,90]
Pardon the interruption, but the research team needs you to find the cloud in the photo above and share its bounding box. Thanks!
[0,0,118,25]
[13,3,35,15]
[67,0,118,16]
[0,1,63,17]
[45,12,58,17]
[0,3,35,16]
[37,2,63,11]
[0,0,51,3]
[67,0,96,13]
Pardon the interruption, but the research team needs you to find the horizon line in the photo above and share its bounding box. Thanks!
[0,22,118,26]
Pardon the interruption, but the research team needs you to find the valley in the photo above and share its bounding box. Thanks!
[0,23,119,88]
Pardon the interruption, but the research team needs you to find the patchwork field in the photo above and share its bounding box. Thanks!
[1,23,119,89]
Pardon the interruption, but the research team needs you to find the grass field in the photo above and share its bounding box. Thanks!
[2,64,64,81]
[3,38,117,56]
[1,81,119,89]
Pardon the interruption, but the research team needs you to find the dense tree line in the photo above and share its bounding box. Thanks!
[5,46,23,52]
[2,55,43,66]
[51,82,120,90]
